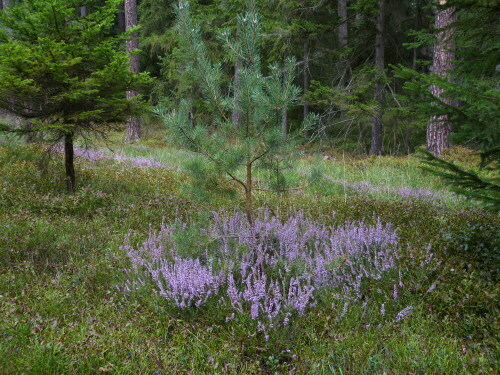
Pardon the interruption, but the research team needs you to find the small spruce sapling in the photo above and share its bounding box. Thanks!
[156,0,317,223]
[0,0,151,191]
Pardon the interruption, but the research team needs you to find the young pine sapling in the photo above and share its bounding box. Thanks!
[156,0,317,224]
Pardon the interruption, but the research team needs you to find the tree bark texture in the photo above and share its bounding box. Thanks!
[282,107,288,140]
[303,39,311,136]
[427,0,456,156]
[125,0,141,142]
[64,132,75,192]
[370,0,385,156]
[337,0,348,48]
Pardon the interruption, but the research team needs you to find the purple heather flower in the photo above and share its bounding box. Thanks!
[395,306,414,322]
[122,210,432,335]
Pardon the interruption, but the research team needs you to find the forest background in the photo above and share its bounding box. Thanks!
[0,0,498,374]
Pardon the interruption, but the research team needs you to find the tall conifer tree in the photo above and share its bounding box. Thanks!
[427,0,457,155]
[370,0,386,155]
[125,0,141,142]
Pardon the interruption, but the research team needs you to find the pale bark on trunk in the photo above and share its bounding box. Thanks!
[337,0,348,48]
[125,0,141,142]
[1,0,10,10]
[427,0,456,156]
[80,6,87,17]
[282,108,288,140]
[370,0,385,155]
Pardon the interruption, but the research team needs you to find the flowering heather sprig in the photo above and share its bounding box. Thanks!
[123,211,428,337]
[155,257,222,308]
[394,305,414,322]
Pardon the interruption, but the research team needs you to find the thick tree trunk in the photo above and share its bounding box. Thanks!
[370,0,385,156]
[337,0,348,48]
[124,0,141,142]
[64,132,76,192]
[427,0,456,156]
[303,39,311,136]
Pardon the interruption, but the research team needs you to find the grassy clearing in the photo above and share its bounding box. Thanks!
[0,138,498,374]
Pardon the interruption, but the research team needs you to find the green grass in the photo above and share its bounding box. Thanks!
[0,137,498,374]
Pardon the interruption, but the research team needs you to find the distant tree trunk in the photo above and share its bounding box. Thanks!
[64,132,75,192]
[1,0,10,10]
[412,0,420,70]
[118,2,126,33]
[337,0,348,48]
[124,0,141,142]
[427,0,456,156]
[232,61,241,126]
[80,5,87,17]
[370,0,385,156]
[303,39,311,136]
[282,108,288,140]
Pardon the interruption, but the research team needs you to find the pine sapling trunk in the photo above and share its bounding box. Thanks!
[64,132,75,192]
[245,162,253,225]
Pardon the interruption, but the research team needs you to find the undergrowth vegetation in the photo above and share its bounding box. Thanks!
[0,138,498,374]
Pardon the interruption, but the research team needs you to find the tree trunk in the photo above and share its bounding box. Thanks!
[337,0,348,48]
[118,2,126,33]
[245,163,253,225]
[80,6,87,17]
[1,0,10,10]
[427,0,456,156]
[124,0,141,142]
[232,61,241,126]
[64,132,75,192]
[370,0,385,156]
[303,39,311,136]
[282,107,288,140]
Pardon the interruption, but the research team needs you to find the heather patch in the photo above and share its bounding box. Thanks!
[323,175,459,204]
[50,145,175,170]
[122,211,436,339]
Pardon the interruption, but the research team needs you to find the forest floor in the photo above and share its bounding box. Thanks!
[0,132,498,374]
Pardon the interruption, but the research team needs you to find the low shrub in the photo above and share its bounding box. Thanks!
[122,211,438,340]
